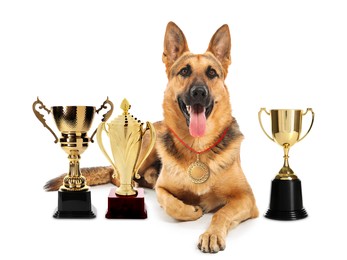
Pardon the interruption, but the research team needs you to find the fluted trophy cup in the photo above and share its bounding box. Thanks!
[259,108,314,220]
[97,98,156,219]
[33,97,113,218]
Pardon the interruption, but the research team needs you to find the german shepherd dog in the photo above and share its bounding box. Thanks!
[45,21,258,253]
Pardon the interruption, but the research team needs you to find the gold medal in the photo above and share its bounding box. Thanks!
[168,127,229,185]
[187,155,210,184]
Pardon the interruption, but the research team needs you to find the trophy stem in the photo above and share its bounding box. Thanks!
[60,151,89,191]
[116,184,138,197]
[283,144,290,168]
[276,144,297,180]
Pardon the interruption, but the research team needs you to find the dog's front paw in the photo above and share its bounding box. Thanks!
[191,205,204,220]
[198,231,226,253]
[183,205,203,221]
[167,204,203,221]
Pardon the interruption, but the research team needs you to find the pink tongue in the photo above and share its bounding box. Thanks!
[189,106,206,137]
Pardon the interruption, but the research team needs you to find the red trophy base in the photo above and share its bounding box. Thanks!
[105,187,147,219]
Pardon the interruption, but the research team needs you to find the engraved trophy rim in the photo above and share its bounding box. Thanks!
[269,109,303,112]
[51,105,96,109]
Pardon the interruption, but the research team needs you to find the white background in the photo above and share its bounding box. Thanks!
[1,0,346,259]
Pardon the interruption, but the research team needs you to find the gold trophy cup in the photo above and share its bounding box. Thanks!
[33,97,113,218]
[258,108,314,220]
[97,98,156,219]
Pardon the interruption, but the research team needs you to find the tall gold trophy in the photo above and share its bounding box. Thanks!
[97,98,156,219]
[259,108,314,220]
[33,97,114,218]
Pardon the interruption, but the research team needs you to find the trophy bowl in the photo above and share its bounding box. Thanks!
[52,106,95,158]
[52,106,95,133]
[270,109,302,147]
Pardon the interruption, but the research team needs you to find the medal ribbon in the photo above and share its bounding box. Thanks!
[168,127,229,155]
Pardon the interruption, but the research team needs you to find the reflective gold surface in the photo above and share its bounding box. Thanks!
[259,108,314,180]
[188,160,210,184]
[97,98,156,196]
[271,109,302,147]
[52,106,95,133]
[33,97,114,191]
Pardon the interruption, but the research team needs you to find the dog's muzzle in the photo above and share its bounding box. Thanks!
[190,85,209,104]
[177,85,214,137]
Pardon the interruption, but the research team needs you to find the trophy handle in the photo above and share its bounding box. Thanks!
[90,97,114,143]
[133,122,157,179]
[297,108,314,143]
[32,97,58,143]
[96,122,120,179]
[258,107,275,142]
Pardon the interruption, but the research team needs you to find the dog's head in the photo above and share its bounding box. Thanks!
[162,22,232,138]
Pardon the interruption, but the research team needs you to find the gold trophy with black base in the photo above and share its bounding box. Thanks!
[259,108,314,220]
[33,97,113,218]
[97,99,156,219]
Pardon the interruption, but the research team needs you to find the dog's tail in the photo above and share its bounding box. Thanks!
[44,166,114,191]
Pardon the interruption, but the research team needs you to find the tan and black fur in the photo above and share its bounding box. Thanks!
[45,21,258,253]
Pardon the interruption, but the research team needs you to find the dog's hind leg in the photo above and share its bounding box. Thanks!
[44,166,114,191]
[136,159,161,189]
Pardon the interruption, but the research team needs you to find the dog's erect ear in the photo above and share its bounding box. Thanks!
[162,21,189,74]
[207,24,231,76]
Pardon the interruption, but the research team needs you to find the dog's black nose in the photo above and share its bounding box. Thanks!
[190,85,209,103]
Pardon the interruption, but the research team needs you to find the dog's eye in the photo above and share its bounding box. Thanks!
[206,67,218,79]
[178,65,191,78]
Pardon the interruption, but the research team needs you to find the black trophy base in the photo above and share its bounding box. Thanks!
[265,178,308,221]
[53,190,96,219]
[105,188,147,219]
